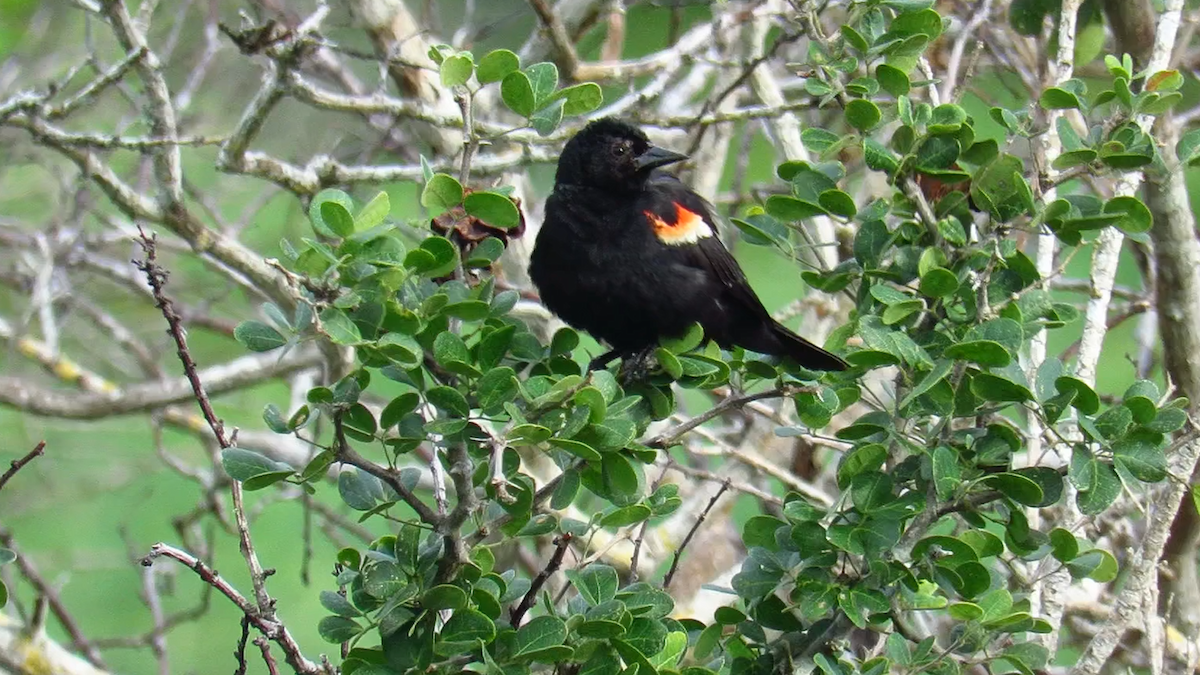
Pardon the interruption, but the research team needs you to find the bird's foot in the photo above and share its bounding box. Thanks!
[617,346,657,384]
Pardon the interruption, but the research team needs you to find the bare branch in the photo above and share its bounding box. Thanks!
[663,480,730,590]
[0,441,45,492]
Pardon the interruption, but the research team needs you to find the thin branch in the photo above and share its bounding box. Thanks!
[234,615,252,675]
[649,387,802,448]
[510,534,572,625]
[629,462,672,583]
[333,415,441,526]
[527,0,581,78]
[662,480,730,590]
[133,230,322,674]
[0,440,45,492]
[0,528,108,669]
[254,637,280,675]
[141,543,322,674]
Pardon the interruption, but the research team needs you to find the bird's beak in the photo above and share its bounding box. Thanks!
[634,145,688,171]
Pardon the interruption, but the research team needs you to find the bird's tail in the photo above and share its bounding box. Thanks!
[765,321,848,371]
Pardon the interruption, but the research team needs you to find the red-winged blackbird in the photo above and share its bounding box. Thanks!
[529,118,848,372]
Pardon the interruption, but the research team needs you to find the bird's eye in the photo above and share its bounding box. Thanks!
[612,143,629,157]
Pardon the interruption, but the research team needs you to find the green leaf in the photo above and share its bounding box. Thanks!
[555,82,604,116]
[222,448,290,482]
[1147,69,1184,92]
[765,194,825,221]
[442,300,490,321]
[1056,376,1101,415]
[501,71,535,117]
[407,236,459,277]
[863,138,900,173]
[320,200,355,238]
[914,135,959,170]
[320,308,362,345]
[424,584,469,610]
[531,97,565,136]
[971,372,1033,402]
[477,367,518,412]
[837,443,888,489]
[421,173,464,212]
[309,188,356,237]
[1103,196,1152,234]
[983,472,1044,506]
[928,104,966,134]
[602,504,652,527]
[801,127,840,153]
[566,565,618,605]
[381,393,420,429]
[944,340,1011,367]
[378,333,423,369]
[434,331,470,366]
[845,99,882,131]
[970,154,1034,222]
[440,52,474,87]
[318,616,363,643]
[354,191,390,231]
[932,446,961,500]
[338,469,379,510]
[876,64,910,96]
[437,608,496,654]
[1039,87,1082,110]
[427,386,470,417]
[818,190,857,218]
[918,267,958,297]
[1123,380,1160,423]
[509,423,553,445]
[1177,128,1200,165]
[320,590,363,618]
[1113,429,1167,482]
[234,321,287,352]
[513,616,567,661]
[602,453,640,499]
[648,631,687,670]
[525,62,559,106]
[1076,461,1121,514]
[464,191,521,229]
[477,49,519,84]
[548,438,601,461]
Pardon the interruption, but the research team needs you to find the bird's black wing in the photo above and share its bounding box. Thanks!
[642,174,772,319]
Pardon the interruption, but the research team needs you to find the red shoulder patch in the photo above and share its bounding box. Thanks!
[644,203,714,245]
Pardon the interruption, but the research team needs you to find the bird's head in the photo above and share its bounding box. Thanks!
[554,118,688,192]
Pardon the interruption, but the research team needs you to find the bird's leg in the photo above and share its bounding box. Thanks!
[588,348,624,372]
[617,345,657,383]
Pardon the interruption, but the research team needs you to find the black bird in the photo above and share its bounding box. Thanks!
[529,118,848,372]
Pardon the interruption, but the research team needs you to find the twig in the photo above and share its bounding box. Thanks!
[254,637,280,675]
[134,230,322,675]
[0,528,108,669]
[141,543,321,674]
[662,480,730,590]
[333,414,441,526]
[526,0,580,78]
[629,462,673,583]
[649,387,801,448]
[658,461,782,505]
[0,440,45,492]
[510,534,572,625]
[456,88,479,186]
[686,30,802,157]
[234,615,252,675]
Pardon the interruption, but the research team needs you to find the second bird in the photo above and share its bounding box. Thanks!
[529,118,847,372]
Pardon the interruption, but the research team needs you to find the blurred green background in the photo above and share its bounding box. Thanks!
[0,0,1166,673]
